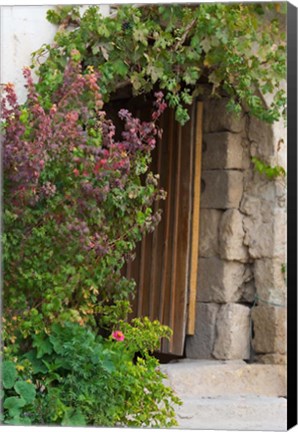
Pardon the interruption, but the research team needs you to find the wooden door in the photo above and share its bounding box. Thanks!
[121,99,203,356]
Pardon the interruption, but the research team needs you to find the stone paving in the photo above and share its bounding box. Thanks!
[160,359,287,431]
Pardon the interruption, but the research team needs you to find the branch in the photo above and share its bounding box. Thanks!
[115,79,131,90]
[174,18,197,50]
[52,15,81,48]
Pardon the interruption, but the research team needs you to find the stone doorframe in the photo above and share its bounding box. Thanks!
[185,96,287,365]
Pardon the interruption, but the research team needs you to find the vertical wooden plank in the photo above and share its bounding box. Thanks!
[151,110,170,327]
[159,110,175,325]
[166,123,182,352]
[162,109,179,352]
[128,239,141,321]
[136,104,151,318]
[169,105,195,355]
[187,101,203,335]
[149,122,163,320]
[126,260,132,280]
[137,231,146,316]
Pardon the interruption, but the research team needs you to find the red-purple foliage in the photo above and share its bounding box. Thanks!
[2,59,167,331]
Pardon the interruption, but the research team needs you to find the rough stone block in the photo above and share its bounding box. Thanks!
[219,209,249,262]
[202,132,247,170]
[199,209,222,257]
[240,280,256,303]
[203,98,246,133]
[201,170,243,209]
[254,258,286,305]
[248,115,274,161]
[239,265,255,303]
[212,304,251,360]
[241,174,286,220]
[240,195,261,218]
[197,257,246,303]
[251,305,286,354]
[185,303,220,359]
[256,354,287,365]
[243,212,286,260]
[244,178,277,206]
[243,218,274,259]
[272,210,287,259]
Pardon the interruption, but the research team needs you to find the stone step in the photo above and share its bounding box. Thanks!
[173,395,287,430]
[160,360,286,398]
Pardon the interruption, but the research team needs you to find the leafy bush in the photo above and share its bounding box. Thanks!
[2,57,166,351]
[2,361,37,425]
[2,55,180,426]
[2,321,180,426]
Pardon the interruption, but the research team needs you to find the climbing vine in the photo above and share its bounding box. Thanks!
[32,3,286,125]
[251,156,286,180]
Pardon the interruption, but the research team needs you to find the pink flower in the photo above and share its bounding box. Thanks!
[66,111,79,122]
[111,330,125,342]
[50,104,57,115]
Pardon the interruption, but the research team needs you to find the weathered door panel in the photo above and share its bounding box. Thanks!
[123,101,202,355]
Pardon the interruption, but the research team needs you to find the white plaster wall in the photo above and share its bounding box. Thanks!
[0,5,111,103]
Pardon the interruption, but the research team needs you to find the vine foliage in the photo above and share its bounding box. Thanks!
[32,3,287,125]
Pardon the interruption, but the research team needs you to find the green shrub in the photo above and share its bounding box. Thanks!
[2,321,181,426]
[2,59,166,353]
[2,57,180,427]
[2,361,37,425]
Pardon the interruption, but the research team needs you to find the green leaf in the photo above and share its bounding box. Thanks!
[62,409,87,426]
[5,416,32,425]
[92,45,100,55]
[181,90,193,105]
[23,351,48,374]
[113,59,129,77]
[146,65,163,84]
[3,361,17,389]
[32,361,48,374]
[32,333,53,358]
[14,381,36,404]
[131,72,143,91]
[183,67,200,85]
[200,37,212,53]
[4,396,26,412]
[133,28,148,45]
[46,9,63,25]
[208,70,222,87]
[102,358,116,373]
[175,106,190,125]
[75,254,84,263]
[19,108,29,124]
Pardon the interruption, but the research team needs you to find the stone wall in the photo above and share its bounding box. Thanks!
[186,98,287,364]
